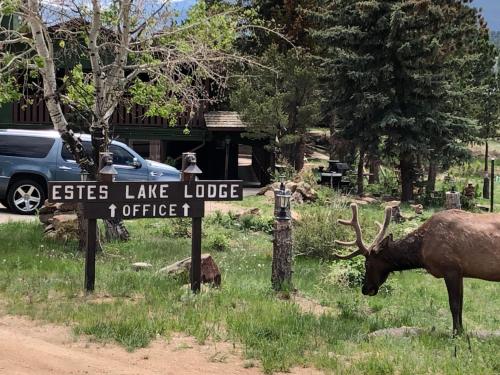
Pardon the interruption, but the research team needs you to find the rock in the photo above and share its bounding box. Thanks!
[264,190,275,199]
[132,262,153,271]
[471,330,500,339]
[291,210,301,223]
[351,199,369,205]
[257,185,271,196]
[52,214,78,229]
[43,224,55,233]
[55,202,78,212]
[359,196,378,204]
[158,254,221,286]
[295,182,317,201]
[410,204,424,214]
[285,182,298,193]
[383,200,401,208]
[39,213,53,225]
[368,326,424,338]
[39,202,58,215]
[291,191,304,204]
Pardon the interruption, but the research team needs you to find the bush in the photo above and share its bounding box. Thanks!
[162,218,191,238]
[206,211,273,234]
[204,232,230,252]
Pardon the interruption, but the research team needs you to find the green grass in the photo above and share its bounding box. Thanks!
[0,199,499,374]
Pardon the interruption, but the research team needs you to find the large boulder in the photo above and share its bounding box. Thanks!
[158,254,221,286]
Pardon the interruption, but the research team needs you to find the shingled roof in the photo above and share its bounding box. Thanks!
[204,111,246,131]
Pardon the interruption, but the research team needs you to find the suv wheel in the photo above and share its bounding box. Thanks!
[7,180,46,215]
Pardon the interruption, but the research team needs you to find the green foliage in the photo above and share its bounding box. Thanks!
[206,211,274,234]
[63,64,95,110]
[129,78,184,125]
[161,218,191,238]
[203,231,230,252]
[0,75,21,105]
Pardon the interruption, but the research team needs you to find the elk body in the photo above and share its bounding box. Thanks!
[335,204,500,334]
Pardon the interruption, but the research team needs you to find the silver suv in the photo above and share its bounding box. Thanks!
[0,129,180,214]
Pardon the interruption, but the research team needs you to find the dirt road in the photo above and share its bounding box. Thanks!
[0,314,322,375]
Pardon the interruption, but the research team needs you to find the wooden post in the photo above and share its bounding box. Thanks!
[84,218,97,292]
[182,152,203,293]
[272,218,293,291]
[491,158,495,213]
[445,192,461,210]
[191,217,202,293]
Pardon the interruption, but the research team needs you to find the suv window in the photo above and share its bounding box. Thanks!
[0,135,55,158]
[110,144,135,166]
[61,141,92,161]
[62,142,136,166]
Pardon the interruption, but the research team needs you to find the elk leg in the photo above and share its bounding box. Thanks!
[444,274,463,335]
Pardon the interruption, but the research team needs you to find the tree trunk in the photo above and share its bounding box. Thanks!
[483,140,490,199]
[427,159,437,194]
[272,219,293,291]
[368,157,380,184]
[294,137,306,172]
[104,218,130,242]
[357,147,365,196]
[400,153,414,202]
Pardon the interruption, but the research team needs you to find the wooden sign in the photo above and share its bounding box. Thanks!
[47,178,243,293]
[48,181,243,204]
[83,200,204,219]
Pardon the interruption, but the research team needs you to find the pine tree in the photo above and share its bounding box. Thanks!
[231,0,322,171]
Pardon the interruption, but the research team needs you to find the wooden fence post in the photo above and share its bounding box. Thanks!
[271,189,292,291]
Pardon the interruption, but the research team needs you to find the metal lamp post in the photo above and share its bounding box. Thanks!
[182,152,203,182]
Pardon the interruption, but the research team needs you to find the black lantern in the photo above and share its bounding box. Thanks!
[99,155,117,183]
[182,153,203,181]
[80,170,89,182]
[276,190,291,220]
[279,174,286,192]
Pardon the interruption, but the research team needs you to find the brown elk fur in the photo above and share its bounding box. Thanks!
[336,206,500,334]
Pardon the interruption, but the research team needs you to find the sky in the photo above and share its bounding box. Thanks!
[473,0,500,30]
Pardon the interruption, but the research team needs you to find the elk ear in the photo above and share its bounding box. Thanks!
[376,234,393,251]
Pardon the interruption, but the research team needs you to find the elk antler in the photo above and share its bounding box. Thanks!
[333,203,392,259]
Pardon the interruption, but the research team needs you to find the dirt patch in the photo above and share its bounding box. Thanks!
[0,314,323,375]
[292,293,337,317]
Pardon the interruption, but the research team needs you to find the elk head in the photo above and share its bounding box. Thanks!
[334,203,393,296]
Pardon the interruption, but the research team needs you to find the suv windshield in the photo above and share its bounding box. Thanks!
[62,142,136,166]
[0,135,55,158]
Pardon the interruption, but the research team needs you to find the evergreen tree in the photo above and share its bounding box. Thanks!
[312,0,484,200]
[230,0,321,171]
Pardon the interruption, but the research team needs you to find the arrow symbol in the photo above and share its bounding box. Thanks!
[182,203,190,216]
[109,204,117,218]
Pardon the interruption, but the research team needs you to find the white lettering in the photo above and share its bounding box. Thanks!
[123,205,131,216]
[125,185,134,199]
[184,185,192,199]
[52,185,61,200]
[208,184,216,198]
[148,185,157,199]
[231,184,238,198]
[99,185,108,200]
[159,204,167,216]
[219,184,228,199]
[87,185,96,200]
[133,204,140,216]
[77,185,85,200]
[137,185,146,199]
[143,204,150,216]
[169,204,177,216]
[160,184,169,198]
[196,184,204,198]
[64,185,74,200]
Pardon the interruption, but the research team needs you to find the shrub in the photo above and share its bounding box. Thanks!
[204,232,230,252]
[162,218,191,238]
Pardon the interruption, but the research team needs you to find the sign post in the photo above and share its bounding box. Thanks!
[48,157,243,293]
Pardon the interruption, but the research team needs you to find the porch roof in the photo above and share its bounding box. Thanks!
[204,111,246,132]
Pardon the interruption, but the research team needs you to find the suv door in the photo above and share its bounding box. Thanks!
[56,141,87,181]
[110,144,149,181]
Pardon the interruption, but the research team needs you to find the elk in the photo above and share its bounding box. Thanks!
[334,203,500,334]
